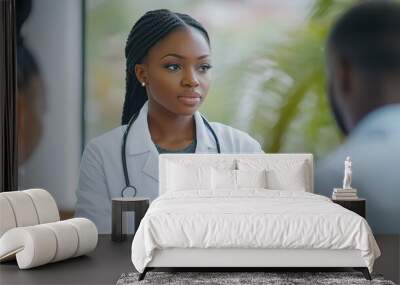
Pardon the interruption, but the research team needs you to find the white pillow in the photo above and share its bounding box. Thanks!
[237,159,309,191]
[212,168,237,190]
[167,163,212,191]
[267,167,307,191]
[236,169,268,189]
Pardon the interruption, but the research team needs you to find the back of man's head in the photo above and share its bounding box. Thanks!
[329,1,400,74]
[326,1,400,134]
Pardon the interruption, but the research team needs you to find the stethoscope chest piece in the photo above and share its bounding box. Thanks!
[121,185,137,198]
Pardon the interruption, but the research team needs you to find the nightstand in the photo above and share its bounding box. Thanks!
[111,197,150,242]
[332,198,366,218]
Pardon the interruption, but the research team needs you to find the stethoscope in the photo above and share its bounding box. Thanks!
[121,111,221,197]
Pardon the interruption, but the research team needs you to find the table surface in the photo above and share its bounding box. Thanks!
[0,235,134,285]
[112,197,149,202]
[332,198,366,202]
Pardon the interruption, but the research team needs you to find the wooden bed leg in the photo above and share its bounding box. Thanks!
[354,267,371,280]
[362,268,372,280]
[138,268,148,281]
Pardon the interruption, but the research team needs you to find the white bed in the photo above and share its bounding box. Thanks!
[131,154,380,280]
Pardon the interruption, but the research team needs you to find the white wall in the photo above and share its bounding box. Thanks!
[18,0,82,211]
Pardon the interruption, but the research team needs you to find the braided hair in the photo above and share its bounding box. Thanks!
[121,9,210,125]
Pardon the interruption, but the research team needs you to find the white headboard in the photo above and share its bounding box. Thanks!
[159,154,314,195]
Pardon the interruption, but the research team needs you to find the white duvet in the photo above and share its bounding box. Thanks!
[131,190,380,273]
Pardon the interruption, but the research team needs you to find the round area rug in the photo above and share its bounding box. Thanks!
[116,271,396,285]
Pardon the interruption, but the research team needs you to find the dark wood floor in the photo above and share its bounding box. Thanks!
[373,234,400,284]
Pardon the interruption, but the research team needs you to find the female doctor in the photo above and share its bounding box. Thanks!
[75,9,263,233]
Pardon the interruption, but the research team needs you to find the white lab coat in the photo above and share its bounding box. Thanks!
[74,102,263,233]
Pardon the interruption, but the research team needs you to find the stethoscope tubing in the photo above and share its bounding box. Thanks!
[121,111,220,197]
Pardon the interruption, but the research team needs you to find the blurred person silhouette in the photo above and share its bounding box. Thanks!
[315,1,400,234]
[16,0,46,170]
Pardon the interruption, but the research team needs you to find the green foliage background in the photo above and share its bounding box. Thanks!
[216,0,356,157]
[86,0,358,160]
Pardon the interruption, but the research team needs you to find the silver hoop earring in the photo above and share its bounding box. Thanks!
[141,82,146,87]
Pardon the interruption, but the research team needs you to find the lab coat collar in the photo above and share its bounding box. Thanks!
[194,110,218,152]
[125,101,218,181]
[125,101,159,181]
[126,101,217,155]
[126,101,158,156]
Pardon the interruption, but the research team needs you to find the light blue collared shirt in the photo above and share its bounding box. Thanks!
[315,104,400,234]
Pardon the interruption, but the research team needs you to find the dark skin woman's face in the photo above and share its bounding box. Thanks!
[135,26,212,117]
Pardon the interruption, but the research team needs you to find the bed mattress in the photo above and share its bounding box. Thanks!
[131,190,380,273]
